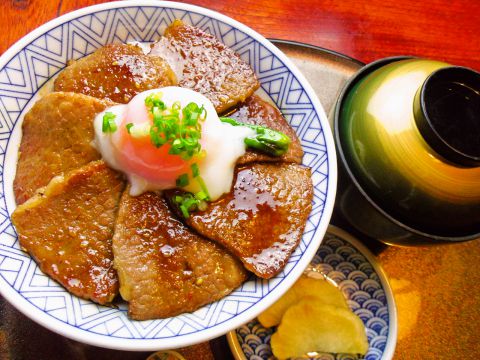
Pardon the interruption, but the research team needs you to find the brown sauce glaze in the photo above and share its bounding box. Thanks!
[14,92,111,205]
[112,189,248,320]
[54,43,176,103]
[150,19,259,114]
[11,161,125,305]
[167,163,313,279]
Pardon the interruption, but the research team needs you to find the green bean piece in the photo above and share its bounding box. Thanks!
[220,117,291,156]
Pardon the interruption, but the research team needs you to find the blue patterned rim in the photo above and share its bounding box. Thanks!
[0,0,336,351]
[228,225,397,360]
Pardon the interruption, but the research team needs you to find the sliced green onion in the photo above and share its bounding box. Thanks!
[179,204,190,218]
[183,197,197,209]
[191,163,200,178]
[174,193,203,218]
[102,112,117,133]
[172,101,181,112]
[176,173,189,187]
[149,126,164,147]
[196,175,210,199]
[144,92,166,110]
[140,95,205,161]
[126,123,134,134]
[129,123,151,138]
[195,191,208,201]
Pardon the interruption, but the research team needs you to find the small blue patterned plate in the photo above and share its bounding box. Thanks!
[228,225,397,360]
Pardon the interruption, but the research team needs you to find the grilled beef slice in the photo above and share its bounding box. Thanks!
[54,43,176,103]
[150,19,259,114]
[167,163,313,279]
[112,189,247,320]
[14,92,110,205]
[12,161,125,305]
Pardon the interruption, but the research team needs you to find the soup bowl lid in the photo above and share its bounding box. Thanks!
[335,57,480,241]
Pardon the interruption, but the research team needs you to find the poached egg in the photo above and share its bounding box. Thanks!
[94,87,255,200]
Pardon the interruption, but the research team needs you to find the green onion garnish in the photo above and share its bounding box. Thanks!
[102,112,117,133]
[172,101,181,112]
[126,123,134,134]
[142,93,206,161]
[195,175,210,199]
[179,204,190,218]
[195,191,208,201]
[128,123,151,138]
[172,162,211,217]
[191,163,200,178]
[176,173,189,187]
[144,92,166,110]
[174,191,210,218]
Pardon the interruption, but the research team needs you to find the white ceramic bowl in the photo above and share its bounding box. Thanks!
[0,0,336,351]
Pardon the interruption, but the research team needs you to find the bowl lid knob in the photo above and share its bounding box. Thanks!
[414,66,480,167]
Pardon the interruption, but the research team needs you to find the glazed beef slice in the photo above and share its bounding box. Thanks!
[14,92,110,205]
[113,190,247,320]
[151,20,259,113]
[12,161,125,305]
[54,43,176,103]
[229,95,303,164]
[168,163,313,279]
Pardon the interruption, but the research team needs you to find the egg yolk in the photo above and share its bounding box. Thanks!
[110,90,197,187]
[114,120,191,187]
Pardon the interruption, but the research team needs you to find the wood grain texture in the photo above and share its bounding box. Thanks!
[1,0,479,70]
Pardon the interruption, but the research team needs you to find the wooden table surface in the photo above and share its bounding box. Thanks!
[1,1,480,360]
[2,0,480,70]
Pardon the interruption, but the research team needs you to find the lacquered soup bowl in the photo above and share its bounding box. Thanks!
[334,57,480,245]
